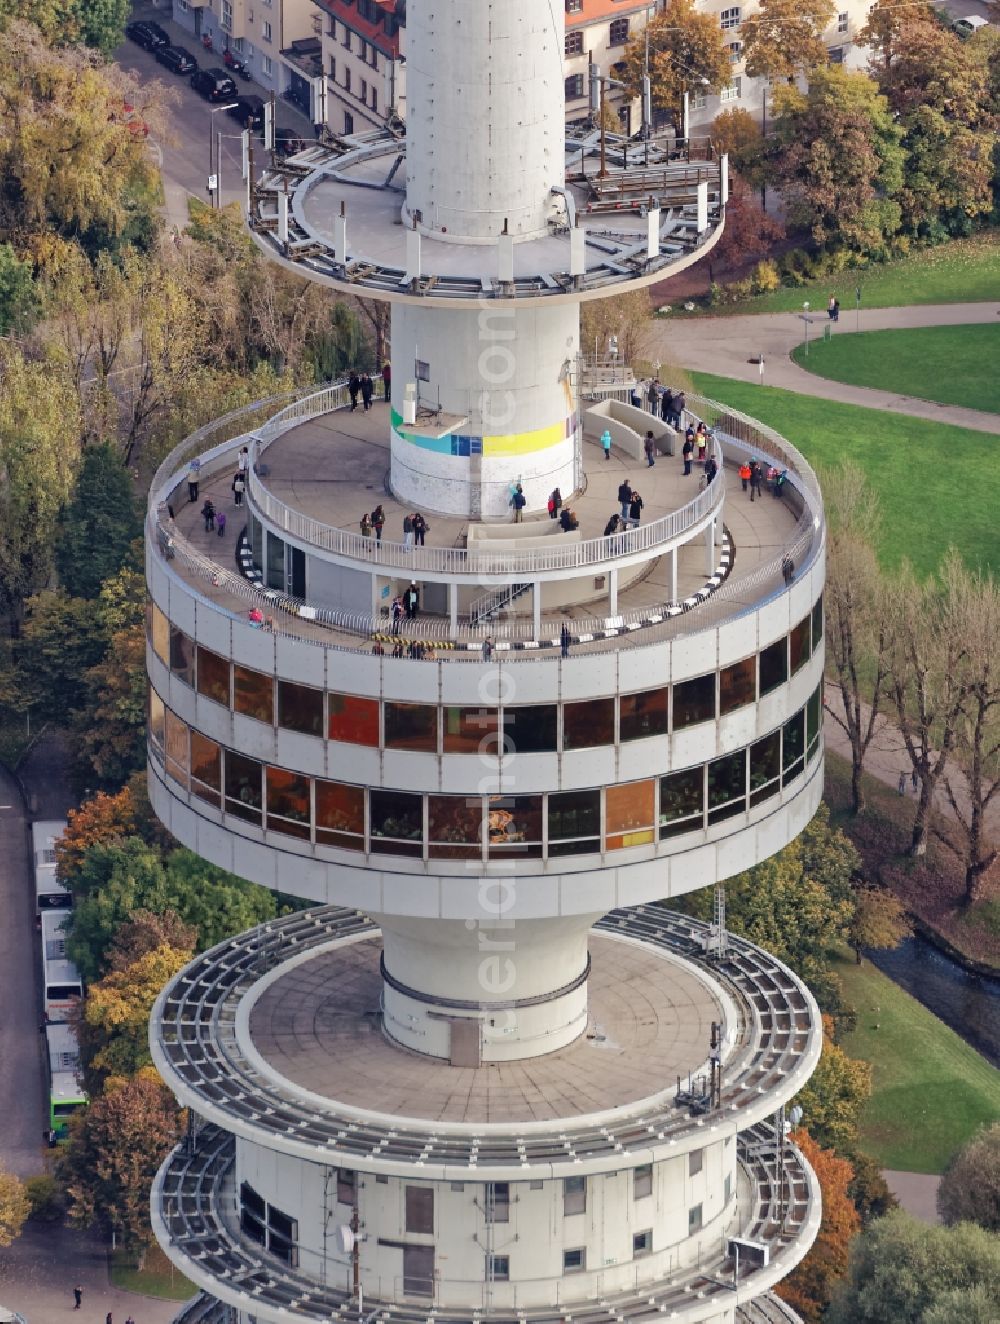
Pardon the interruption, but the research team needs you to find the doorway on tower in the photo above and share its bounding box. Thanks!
[403,1245,435,1297]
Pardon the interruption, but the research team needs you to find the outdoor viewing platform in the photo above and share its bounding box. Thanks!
[150,385,818,659]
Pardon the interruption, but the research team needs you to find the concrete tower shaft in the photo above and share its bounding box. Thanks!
[404,0,566,242]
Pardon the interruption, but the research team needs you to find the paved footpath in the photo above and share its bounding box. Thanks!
[645,301,1000,435]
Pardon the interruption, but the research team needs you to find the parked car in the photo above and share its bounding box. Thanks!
[190,68,238,102]
[228,95,266,131]
[155,45,198,75]
[954,14,989,37]
[124,20,170,51]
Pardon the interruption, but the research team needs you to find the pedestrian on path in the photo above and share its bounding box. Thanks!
[601,429,612,460]
[644,431,656,467]
[560,622,571,658]
[348,372,360,410]
[216,511,226,538]
[511,484,526,521]
[73,1285,83,1309]
[382,361,391,403]
[360,512,372,539]
[647,378,660,414]
[482,637,493,662]
[603,513,621,538]
[682,435,694,476]
[238,445,250,473]
[749,460,762,502]
[739,461,751,492]
[413,512,428,546]
[898,771,906,796]
[628,490,644,528]
[403,513,414,549]
[361,373,374,411]
[106,1312,113,1324]
[201,499,216,532]
[618,479,632,521]
[661,388,673,424]
[232,471,246,507]
[548,487,562,519]
[371,504,385,543]
[187,457,201,503]
[405,581,420,620]
[391,595,403,634]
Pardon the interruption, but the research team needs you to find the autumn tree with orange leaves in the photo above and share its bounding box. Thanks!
[776,1130,860,1323]
[55,786,137,888]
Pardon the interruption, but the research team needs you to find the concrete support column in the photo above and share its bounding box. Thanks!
[671,546,678,602]
[706,518,716,575]
[532,583,542,637]
[449,583,459,634]
[609,568,619,616]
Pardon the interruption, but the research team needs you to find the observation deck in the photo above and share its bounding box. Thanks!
[151,905,821,1176]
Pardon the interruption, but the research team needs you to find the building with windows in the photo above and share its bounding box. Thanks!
[311,0,406,134]
[170,0,319,100]
[148,5,826,1324]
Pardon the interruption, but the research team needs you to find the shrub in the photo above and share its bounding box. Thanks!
[25,1173,63,1221]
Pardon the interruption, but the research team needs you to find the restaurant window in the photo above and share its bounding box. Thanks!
[605,780,655,849]
[151,603,170,665]
[503,704,558,754]
[488,795,542,858]
[190,732,221,808]
[278,681,323,737]
[234,665,274,725]
[337,1170,357,1206]
[405,1185,434,1234]
[564,1175,586,1216]
[759,638,788,696]
[443,706,499,755]
[315,779,365,849]
[782,710,805,784]
[267,1204,299,1267]
[564,696,614,749]
[707,751,746,824]
[428,795,483,860]
[224,750,263,824]
[370,789,423,855]
[719,657,755,715]
[633,1229,652,1256]
[660,767,704,838]
[548,789,601,856]
[673,673,716,729]
[149,688,165,757]
[749,731,781,807]
[329,693,380,746]
[196,646,230,706]
[688,1203,703,1233]
[164,709,189,786]
[266,530,284,590]
[807,685,822,759]
[789,616,812,676]
[811,594,824,649]
[620,687,669,741]
[634,1164,652,1199]
[563,1247,586,1272]
[240,1182,266,1246]
[266,766,311,839]
[689,1148,703,1176]
[169,626,194,686]
[384,702,438,752]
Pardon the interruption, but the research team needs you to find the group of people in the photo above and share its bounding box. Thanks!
[681,422,713,475]
[391,582,421,627]
[359,504,387,542]
[631,378,686,431]
[190,444,249,537]
[348,363,391,411]
[738,458,788,501]
[615,479,645,528]
[374,636,434,659]
[402,511,429,547]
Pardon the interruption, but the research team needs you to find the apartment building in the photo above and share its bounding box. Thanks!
[170,0,318,105]
[565,0,870,138]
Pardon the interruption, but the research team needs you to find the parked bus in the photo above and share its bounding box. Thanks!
[39,909,82,1023]
[44,1021,86,1139]
[31,819,70,915]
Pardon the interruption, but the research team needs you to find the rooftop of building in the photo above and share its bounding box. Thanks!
[249,932,723,1125]
[151,905,821,1176]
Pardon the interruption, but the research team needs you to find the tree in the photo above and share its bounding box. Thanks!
[0,240,37,333]
[887,551,972,858]
[107,908,197,972]
[72,619,147,789]
[742,0,837,83]
[55,787,138,888]
[162,849,277,952]
[938,1123,1000,1232]
[849,887,910,963]
[711,176,785,272]
[0,1168,30,1248]
[75,0,131,56]
[821,462,894,814]
[826,1211,1000,1324]
[710,108,766,190]
[793,1016,872,1154]
[354,297,390,370]
[847,1151,898,1226]
[82,943,192,1085]
[0,341,82,619]
[679,804,858,1004]
[56,444,142,599]
[776,1130,860,1323]
[66,837,169,981]
[16,590,106,721]
[619,1,731,131]
[0,0,130,55]
[922,1284,1000,1324]
[58,1072,183,1263]
[768,68,904,258]
[580,288,655,371]
[859,1,939,82]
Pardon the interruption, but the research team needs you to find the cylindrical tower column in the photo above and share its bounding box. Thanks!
[378,915,596,1062]
[404,0,566,242]
[390,300,579,518]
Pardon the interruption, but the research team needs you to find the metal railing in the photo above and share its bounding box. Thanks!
[245,386,726,576]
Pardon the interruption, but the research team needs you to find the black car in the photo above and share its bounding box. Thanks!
[227,94,265,131]
[155,45,198,76]
[190,68,238,102]
[125,20,170,51]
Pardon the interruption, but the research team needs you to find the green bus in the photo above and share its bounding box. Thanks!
[44,1022,86,1139]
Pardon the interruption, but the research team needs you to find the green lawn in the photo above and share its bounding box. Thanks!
[833,950,1000,1174]
[664,234,1000,315]
[692,372,999,576]
[790,324,1000,415]
[110,1245,197,1301]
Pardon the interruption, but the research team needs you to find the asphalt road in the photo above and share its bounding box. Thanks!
[0,762,47,1180]
[116,1,313,221]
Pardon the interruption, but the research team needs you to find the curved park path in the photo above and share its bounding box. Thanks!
[646,301,1000,436]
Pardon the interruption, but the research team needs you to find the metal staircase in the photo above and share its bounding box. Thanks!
[468,582,532,626]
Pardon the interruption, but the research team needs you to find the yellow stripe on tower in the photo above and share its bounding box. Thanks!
[483,420,565,457]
